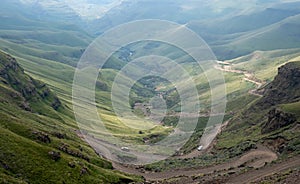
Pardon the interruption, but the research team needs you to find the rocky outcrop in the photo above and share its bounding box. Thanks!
[33,131,51,143]
[48,151,61,161]
[242,62,300,134]
[58,143,90,162]
[263,136,287,153]
[0,51,61,111]
[262,108,297,134]
[258,62,300,108]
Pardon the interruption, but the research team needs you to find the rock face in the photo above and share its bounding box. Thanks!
[257,61,300,134]
[258,62,300,108]
[0,51,61,111]
[262,108,297,134]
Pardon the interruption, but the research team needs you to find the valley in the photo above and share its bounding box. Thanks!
[110,58,300,183]
[0,0,300,183]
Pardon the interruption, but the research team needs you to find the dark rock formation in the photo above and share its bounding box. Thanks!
[263,136,287,153]
[33,131,51,143]
[68,162,76,168]
[51,97,61,110]
[258,62,300,108]
[58,143,90,162]
[80,167,88,176]
[52,132,66,139]
[48,151,61,161]
[0,51,62,111]
[262,108,297,134]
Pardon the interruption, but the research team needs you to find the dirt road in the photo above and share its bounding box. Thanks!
[112,144,278,181]
[227,156,300,184]
[215,61,264,97]
[177,119,230,159]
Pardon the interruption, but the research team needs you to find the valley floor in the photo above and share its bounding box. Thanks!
[109,59,300,183]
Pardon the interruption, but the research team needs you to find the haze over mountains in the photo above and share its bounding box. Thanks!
[2,0,300,60]
[0,0,300,183]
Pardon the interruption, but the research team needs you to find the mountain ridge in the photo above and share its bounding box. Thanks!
[0,1,300,183]
[217,61,300,156]
[0,51,61,113]
[0,51,142,183]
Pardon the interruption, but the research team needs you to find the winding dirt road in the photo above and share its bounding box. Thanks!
[112,144,278,181]
[79,115,285,183]
[215,61,264,97]
[176,119,230,159]
[80,60,299,182]
[227,155,300,184]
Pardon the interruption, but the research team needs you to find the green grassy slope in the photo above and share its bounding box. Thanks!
[228,48,300,82]
[8,37,299,154]
[281,101,300,121]
[0,1,299,182]
[0,51,141,183]
[1,2,175,147]
[213,14,300,59]
[141,56,300,172]
[217,61,300,156]
[0,0,92,67]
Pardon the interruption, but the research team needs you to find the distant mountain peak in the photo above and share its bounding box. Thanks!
[18,0,125,20]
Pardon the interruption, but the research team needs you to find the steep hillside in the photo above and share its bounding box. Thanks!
[2,0,300,62]
[0,1,299,183]
[190,4,300,35]
[84,0,300,60]
[89,0,289,34]
[0,51,61,114]
[258,61,300,107]
[217,61,300,156]
[0,51,141,183]
[213,14,300,59]
[0,0,92,67]
[103,61,300,183]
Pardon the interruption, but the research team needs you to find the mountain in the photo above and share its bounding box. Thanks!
[2,0,81,24]
[2,0,300,61]
[88,0,272,34]
[0,51,141,183]
[217,61,300,155]
[258,61,300,108]
[0,51,61,113]
[258,61,300,134]
[0,0,92,67]
[107,59,300,183]
[211,13,300,59]
[18,0,123,20]
[86,0,300,59]
[0,0,300,183]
